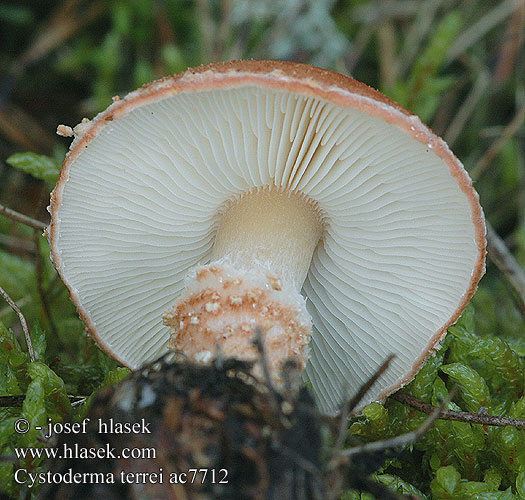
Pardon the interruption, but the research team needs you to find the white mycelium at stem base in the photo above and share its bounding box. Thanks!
[163,186,324,380]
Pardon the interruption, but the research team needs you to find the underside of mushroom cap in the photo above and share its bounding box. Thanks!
[49,61,485,414]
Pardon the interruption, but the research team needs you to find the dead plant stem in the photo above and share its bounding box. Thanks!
[0,203,47,231]
[392,392,525,429]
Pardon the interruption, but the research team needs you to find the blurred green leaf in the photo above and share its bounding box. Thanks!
[5,152,60,185]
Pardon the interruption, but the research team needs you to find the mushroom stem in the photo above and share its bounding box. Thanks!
[213,186,324,290]
[163,186,324,381]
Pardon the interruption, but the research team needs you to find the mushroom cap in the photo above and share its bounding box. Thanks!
[49,60,485,414]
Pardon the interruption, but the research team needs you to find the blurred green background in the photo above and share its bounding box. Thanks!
[0,1,524,499]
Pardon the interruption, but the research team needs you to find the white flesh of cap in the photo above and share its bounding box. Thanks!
[53,86,478,414]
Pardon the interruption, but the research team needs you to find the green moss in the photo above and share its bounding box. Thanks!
[346,305,525,499]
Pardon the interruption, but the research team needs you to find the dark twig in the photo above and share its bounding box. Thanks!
[252,328,283,426]
[0,286,35,362]
[485,221,525,311]
[391,392,525,429]
[334,355,395,454]
[280,358,302,401]
[0,395,87,407]
[252,327,277,393]
[0,203,47,231]
[33,229,58,338]
[335,390,456,462]
[346,355,395,418]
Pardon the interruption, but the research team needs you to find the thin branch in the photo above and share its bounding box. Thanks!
[336,390,455,462]
[0,203,47,231]
[0,286,35,362]
[471,102,525,180]
[348,355,395,418]
[391,392,525,429]
[33,229,58,338]
[334,356,395,453]
[251,327,284,426]
[0,295,30,318]
[485,221,525,311]
[252,327,277,394]
[0,395,87,408]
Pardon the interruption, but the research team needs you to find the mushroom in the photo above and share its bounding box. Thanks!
[49,61,485,414]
